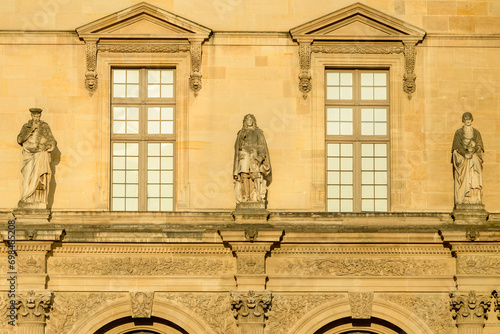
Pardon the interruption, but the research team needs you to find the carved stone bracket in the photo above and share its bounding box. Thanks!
[450,291,491,328]
[189,39,203,95]
[85,41,98,96]
[298,42,312,99]
[403,42,417,100]
[16,290,53,324]
[349,291,373,319]
[130,291,154,318]
[231,290,272,330]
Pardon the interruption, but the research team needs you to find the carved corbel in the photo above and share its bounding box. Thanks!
[16,290,53,324]
[189,39,203,95]
[402,41,417,100]
[130,291,154,318]
[231,290,272,326]
[450,290,491,328]
[85,40,98,96]
[298,42,312,99]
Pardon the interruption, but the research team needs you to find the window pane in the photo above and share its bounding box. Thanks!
[148,122,160,134]
[327,199,339,212]
[148,85,161,98]
[127,121,139,134]
[340,144,352,156]
[113,70,126,83]
[362,199,374,212]
[127,107,139,120]
[148,157,160,170]
[148,70,161,84]
[126,198,138,211]
[362,171,374,184]
[327,122,339,135]
[327,143,339,157]
[127,70,139,83]
[114,107,126,120]
[126,184,139,197]
[374,73,386,85]
[361,73,373,86]
[327,171,339,184]
[374,87,387,100]
[328,157,339,170]
[374,123,387,135]
[340,157,352,170]
[375,171,387,184]
[375,199,387,211]
[148,198,160,211]
[114,84,126,98]
[361,87,373,100]
[375,108,387,121]
[161,171,174,183]
[326,72,339,85]
[148,184,160,197]
[161,121,174,134]
[112,184,125,197]
[161,85,174,98]
[113,143,126,156]
[327,87,339,100]
[340,72,352,85]
[148,171,160,183]
[327,108,340,121]
[340,199,353,212]
[161,143,174,156]
[362,185,374,198]
[148,107,161,120]
[113,198,125,211]
[340,122,352,135]
[161,107,174,120]
[127,84,139,98]
[148,143,160,156]
[340,87,352,100]
[161,198,173,211]
[126,143,139,156]
[361,123,373,135]
[112,171,125,183]
[113,121,126,134]
[161,70,174,83]
[113,157,125,169]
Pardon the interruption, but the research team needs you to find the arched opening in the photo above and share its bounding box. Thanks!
[94,316,189,334]
[315,317,407,334]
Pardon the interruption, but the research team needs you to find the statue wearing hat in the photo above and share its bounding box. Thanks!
[17,108,57,208]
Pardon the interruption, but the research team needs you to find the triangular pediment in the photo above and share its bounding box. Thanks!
[290,2,425,43]
[77,2,211,41]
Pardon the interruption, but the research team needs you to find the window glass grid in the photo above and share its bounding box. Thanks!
[112,142,139,211]
[147,70,174,98]
[147,142,174,212]
[327,143,354,212]
[111,68,176,212]
[326,72,353,100]
[113,69,140,98]
[325,69,389,213]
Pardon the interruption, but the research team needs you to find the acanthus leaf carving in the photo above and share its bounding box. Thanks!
[267,293,344,334]
[48,256,234,276]
[157,292,237,334]
[349,292,373,319]
[130,292,154,318]
[16,290,52,323]
[450,290,491,324]
[231,290,272,323]
[46,292,125,334]
[381,294,454,334]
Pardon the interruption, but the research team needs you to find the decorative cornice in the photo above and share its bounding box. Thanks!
[130,292,154,318]
[457,255,500,275]
[16,243,53,252]
[231,244,273,253]
[53,245,231,255]
[450,291,491,324]
[272,246,450,256]
[16,290,53,323]
[231,290,272,322]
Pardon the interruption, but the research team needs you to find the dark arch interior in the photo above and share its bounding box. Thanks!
[94,316,189,334]
[315,317,408,334]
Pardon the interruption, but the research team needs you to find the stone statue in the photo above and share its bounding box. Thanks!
[452,112,484,205]
[233,114,271,204]
[17,108,57,208]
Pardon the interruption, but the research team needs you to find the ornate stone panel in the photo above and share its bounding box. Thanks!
[17,254,45,274]
[130,292,154,318]
[457,255,500,275]
[269,258,450,276]
[266,293,344,334]
[157,292,237,334]
[48,256,234,275]
[349,292,373,319]
[381,294,454,334]
[46,292,125,334]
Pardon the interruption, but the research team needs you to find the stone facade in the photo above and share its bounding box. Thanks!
[1,1,500,334]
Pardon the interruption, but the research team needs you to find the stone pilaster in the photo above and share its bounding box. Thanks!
[16,290,52,334]
[450,291,491,334]
[231,290,272,334]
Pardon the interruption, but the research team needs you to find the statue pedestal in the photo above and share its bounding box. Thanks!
[13,208,51,225]
[452,204,489,225]
[232,202,269,223]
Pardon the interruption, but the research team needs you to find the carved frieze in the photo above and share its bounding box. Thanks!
[0,296,16,334]
[16,290,52,323]
[48,257,234,275]
[349,292,373,319]
[267,294,344,334]
[457,255,500,275]
[450,291,491,325]
[269,258,450,276]
[381,294,454,334]
[46,292,125,334]
[130,292,154,318]
[312,45,404,54]
[157,292,237,334]
[98,44,190,53]
[231,290,272,322]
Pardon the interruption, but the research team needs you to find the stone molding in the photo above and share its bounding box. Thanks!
[16,290,53,324]
[52,245,231,255]
[349,292,373,319]
[98,44,190,53]
[269,258,450,276]
[48,256,234,275]
[231,290,272,328]
[15,243,52,252]
[452,244,500,253]
[130,292,154,318]
[450,291,491,325]
[272,246,450,255]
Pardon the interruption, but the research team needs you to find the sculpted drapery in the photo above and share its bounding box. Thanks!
[233,114,271,203]
[452,112,483,205]
[17,108,57,207]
